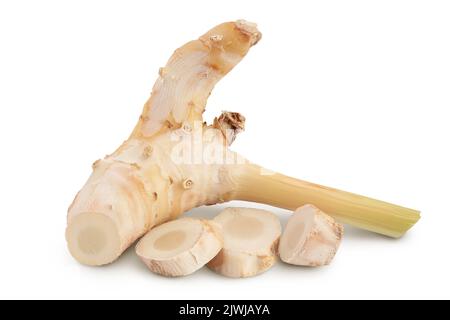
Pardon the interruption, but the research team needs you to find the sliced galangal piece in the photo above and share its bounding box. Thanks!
[136,218,223,277]
[278,204,344,267]
[208,208,281,278]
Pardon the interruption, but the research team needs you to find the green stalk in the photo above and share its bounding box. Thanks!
[232,164,420,238]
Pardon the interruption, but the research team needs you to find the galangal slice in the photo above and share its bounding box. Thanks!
[278,204,344,267]
[136,218,223,277]
[208,208,281,278]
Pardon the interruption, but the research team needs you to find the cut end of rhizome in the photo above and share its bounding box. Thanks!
[235,19,262,45]
[65,212,121,266]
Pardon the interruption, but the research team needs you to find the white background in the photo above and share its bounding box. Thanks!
[0,0,449,300]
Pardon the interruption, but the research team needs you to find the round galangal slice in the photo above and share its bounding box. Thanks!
[208,208,281,278]
[136,218,223,277]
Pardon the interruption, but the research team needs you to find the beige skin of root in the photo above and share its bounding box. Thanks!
[66,20,420,266]
[136,218,223,277]
[278,205,344,266]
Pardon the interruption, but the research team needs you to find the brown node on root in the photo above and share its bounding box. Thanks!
[213,111,246,146]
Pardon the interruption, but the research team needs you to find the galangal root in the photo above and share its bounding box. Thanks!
[66,20,420,266]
